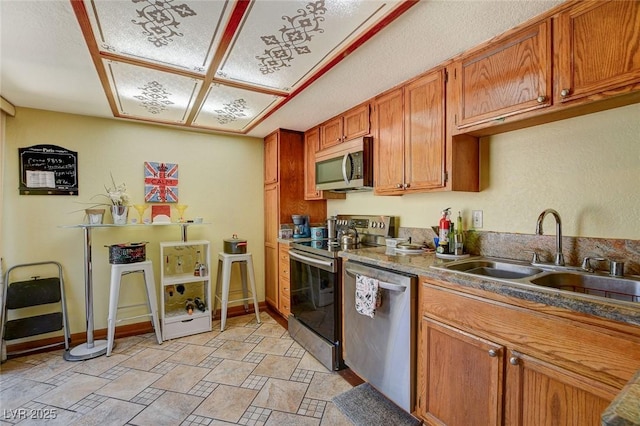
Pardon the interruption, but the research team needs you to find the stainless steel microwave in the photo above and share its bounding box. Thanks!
[315,136,373,193]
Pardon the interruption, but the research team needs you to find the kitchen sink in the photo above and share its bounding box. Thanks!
[434,257,640,304]
[530,272,640,303]
[442,259,544,279]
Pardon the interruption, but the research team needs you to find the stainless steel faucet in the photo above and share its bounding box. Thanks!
[535,209,564,266]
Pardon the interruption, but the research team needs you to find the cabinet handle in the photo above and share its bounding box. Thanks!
[536,95,547,103]
[488,349,499,357]
[560,88,570,97]
[509,356,519,366]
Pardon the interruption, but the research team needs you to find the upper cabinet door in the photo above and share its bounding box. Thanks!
[554,1,640,103]
[319,116,343,151]
[304,127,321,200]
[264,132,279,185]
[342,103,370,141]
[373,88,405,194]
[404,70,446,191]
[456,20,552,130]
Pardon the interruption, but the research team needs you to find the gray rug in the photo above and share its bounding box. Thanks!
[332,383,422,426]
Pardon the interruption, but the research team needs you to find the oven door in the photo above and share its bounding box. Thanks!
[289,249,340,344]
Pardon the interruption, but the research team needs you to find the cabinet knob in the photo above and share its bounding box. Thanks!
[396,183,403,188]
[488,349,499,357]
[404,183,411,189]
[536,95,547,103]
[560,88,570,97]
[509,356,519,366]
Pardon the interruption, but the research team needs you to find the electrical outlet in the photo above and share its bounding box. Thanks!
[472,210,483,228]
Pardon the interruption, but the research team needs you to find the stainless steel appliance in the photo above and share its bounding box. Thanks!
[342,260,417,413]
[288,215,396,371]
[315,136,373,193]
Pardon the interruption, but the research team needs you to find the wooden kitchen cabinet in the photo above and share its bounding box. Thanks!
[319,102,370,150]
[416,278,636,425]
[504,350,614,426]
[264,131,278,185]
[418,317,503,425]
[453,19,552,131]
[374,69,448,195]
[263,129,326,314]
[277,243,291,317]
[553,0,640,105]
[303,126,345,201]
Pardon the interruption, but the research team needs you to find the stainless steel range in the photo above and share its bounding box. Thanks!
[287,215,397,370]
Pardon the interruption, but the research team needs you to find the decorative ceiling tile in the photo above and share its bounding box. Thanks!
[216,0,402,92]
[72,0,416,133]
[84,0,232,73]
[104,60,202,123]
[192,83,283,132]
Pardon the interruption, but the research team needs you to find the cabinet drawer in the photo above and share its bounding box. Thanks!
[279,246,290,277]
[279,294,291,317]
[162,313,211,341]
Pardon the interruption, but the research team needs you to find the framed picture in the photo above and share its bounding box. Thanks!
[144,161,178,203]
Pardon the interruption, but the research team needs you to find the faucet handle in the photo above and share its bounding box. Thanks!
[524,250,541,264]
[609,260,625,277]
[581,256,606,272]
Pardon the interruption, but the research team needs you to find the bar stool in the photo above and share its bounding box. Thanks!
[107,260,162,356]
[213,252,261,331]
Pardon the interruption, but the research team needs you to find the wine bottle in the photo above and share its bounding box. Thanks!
[194,250,202,276]
[185,298,195,315]
[194,297,206,312]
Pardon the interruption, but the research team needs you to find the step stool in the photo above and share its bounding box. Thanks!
[1,261,71,362]
[213,252,261,331]
[107,260,162,356]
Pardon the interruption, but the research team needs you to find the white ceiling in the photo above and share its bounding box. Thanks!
[0,0,565,139]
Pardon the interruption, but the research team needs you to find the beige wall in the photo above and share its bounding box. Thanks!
[328,103,640,240]
[2,108,264,334]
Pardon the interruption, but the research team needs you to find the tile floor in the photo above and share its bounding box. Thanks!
[0,312,358,425]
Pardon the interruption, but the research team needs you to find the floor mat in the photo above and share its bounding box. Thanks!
[332,382,422,426]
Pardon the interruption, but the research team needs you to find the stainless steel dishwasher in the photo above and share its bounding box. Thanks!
[342,260,417,412]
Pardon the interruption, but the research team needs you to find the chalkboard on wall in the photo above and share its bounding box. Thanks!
[19,144,79,195]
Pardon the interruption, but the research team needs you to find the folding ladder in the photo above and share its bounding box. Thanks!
[1,261,71,361]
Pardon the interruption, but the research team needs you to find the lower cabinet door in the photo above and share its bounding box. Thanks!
[504,350,617,426]
[418,317,504,426]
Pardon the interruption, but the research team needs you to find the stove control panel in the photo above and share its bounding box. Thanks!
[336,215,397,238]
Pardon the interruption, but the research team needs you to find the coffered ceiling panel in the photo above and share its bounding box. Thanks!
[193,84,283,132]
[216,0,400,92]
[84,0,232,73]
[104,60,203,124]
[71,0,417,133]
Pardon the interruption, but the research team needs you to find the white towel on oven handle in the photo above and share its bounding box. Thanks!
[355,274,383,318]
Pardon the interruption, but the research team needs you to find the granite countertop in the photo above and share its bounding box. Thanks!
[338,246,640,426]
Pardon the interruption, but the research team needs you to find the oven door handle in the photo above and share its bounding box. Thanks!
[290,250,336,272]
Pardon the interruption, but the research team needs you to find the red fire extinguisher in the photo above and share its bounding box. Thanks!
[438,207,451,253]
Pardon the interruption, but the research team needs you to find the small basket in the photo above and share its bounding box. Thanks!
[106,242,147,264]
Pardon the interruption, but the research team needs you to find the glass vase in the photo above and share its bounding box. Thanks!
[111,205,129,225]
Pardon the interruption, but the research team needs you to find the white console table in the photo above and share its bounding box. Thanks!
[60,222,207,361]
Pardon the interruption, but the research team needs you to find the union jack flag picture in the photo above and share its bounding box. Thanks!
[144,161,179,203]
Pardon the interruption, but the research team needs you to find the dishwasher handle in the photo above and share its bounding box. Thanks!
[378,281,407,293]
[344,261,415,290]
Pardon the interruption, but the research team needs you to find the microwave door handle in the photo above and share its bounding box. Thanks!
[342,153,352,184]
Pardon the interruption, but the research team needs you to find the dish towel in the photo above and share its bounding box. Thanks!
[355,274,383,318]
